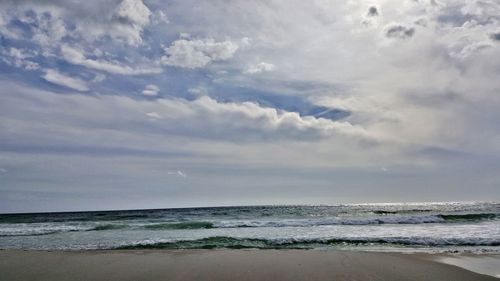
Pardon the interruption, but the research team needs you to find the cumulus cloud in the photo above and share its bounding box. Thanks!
[450,41,493,59]
[41,69,89,92]
[113,0,151,27]
[3,83,365,142]
[161,38,239,68]
[60,45,162,75]
[142,84,160,96]
[385,24,415,39]
[147,96,365,140]
[110,0,151,45]
[245,62,275,74]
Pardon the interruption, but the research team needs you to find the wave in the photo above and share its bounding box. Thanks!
[88,224,129,231]
[0,227,83,237]
[115,236,500,250]
[1,212,497,237]
[438,213,498,221]
[373,209,433,215]
[85,221,214,232]
[0,230,63,237]
[144,221,214,230]
[0,221,215,236]
[210,213,497,228]
[0,213,152,224]
[213,215,445,228]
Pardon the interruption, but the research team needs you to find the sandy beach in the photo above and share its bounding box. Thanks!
[0,249,497,281]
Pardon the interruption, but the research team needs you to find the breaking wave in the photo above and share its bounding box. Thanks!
[144,221,214,230]
[438,213,498,221]
[88,224,129,231]
[116,236,500,250]
[2,212,498,237]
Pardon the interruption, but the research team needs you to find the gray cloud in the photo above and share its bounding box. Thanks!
[490,32,500,41]
[367,6,379,17]
[385,25,415,39]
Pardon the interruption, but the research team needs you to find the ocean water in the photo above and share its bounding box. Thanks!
[0,202,499,253]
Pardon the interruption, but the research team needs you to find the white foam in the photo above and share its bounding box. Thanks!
[438,255,500,278]
[0,223,89,236]
[214,215,445,228]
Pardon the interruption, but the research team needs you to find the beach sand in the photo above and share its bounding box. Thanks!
[0,249,497,281]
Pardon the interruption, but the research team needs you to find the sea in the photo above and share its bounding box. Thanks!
[0,202,499,253]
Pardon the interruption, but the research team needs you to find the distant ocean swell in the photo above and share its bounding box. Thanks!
[0,213,498,237]
[116,236,500,250]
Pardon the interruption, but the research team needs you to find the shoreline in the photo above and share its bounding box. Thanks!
[0,249,498,281]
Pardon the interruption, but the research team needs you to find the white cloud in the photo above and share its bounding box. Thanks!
[41,69,89,92]
[60,45,162,75]
[151,10,169,25]
[245,62,275,74]
[146,112,162,119]
[2,82,366,144]
[110,0,151,45]
[187,87,208,96]
[167,170,187,177]
[31,11,67,47]
[0,47,39,70]
[92,73,106,83]
[161,38,238,68]
[113,0,151,27]
[142,84,160,96]
[146,95,366,140]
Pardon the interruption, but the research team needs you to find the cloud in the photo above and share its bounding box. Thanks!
[60,45,162,75]
[142,84,160,96]
[41,69,89,92]
[110,0,151,45]
[450,41,493,59]
[385,24,415,39]
[490,32,500,41]
[146,111,162,119]
[1,0,500,210]
[245,62,275,74]
[34,14,67,48]
[0,47,39,70]
[161,38,239,68]
[113,0,151,27]
[92,73,106,83]
[367,6,379,17]
[152,95,364,140]
[167,170,187,177]
[2,83,366,143]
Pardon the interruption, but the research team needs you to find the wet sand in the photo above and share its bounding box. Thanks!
[0,249,497,281]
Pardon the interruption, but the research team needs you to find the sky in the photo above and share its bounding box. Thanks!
[0,0,499,213]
